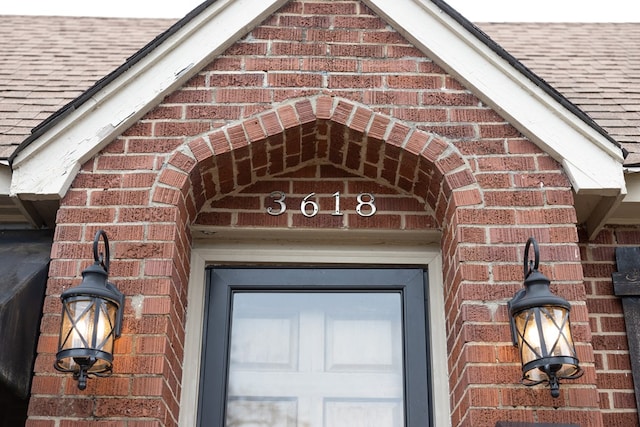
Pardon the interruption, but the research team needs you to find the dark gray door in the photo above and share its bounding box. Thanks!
[198,268,431,427]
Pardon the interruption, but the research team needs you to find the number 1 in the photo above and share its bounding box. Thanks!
[332,191,344,216]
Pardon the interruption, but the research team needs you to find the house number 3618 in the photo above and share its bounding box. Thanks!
[267,191,376,217]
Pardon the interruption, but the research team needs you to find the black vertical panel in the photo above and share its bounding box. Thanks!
[612,247,640,417]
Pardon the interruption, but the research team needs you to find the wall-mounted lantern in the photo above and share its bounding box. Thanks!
[508,237,583,397]
[54,230,124,390]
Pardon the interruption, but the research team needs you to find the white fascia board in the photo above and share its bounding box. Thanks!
[10,0,288,199]
[365,0,626,196]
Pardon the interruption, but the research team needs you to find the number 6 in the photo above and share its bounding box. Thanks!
[301,193,319,218]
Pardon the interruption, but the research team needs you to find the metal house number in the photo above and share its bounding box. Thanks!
[267,191,376,218]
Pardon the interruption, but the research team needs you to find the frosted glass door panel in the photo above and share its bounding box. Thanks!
[325,400,403,427]
[227,398,298,427]
[226,292,404,427]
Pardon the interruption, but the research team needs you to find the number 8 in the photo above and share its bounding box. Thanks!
[356,193,376,217]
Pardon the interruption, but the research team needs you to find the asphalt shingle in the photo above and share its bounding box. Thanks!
[0,15,173,158]
[479,22,640,166]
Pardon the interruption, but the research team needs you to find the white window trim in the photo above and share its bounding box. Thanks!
[178,228,451,427]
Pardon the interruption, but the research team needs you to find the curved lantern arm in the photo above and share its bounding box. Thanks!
[523,236,540,278]
[93,229,110,274]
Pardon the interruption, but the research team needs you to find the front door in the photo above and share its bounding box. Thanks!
[198,268,431,426]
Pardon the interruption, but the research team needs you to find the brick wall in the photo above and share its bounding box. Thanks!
[26,1,624,426]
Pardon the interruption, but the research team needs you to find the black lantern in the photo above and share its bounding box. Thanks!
[508,237,583,397]
[54,230,124,390]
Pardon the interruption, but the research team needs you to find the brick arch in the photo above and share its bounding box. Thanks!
[142,95,485,425]
[153,95,482,229]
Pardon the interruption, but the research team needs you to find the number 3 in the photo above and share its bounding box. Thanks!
[267,191,286,216]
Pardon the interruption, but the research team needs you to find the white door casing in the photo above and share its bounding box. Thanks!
[179,228,450,427]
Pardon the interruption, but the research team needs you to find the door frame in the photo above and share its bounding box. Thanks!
[179,228,450,427]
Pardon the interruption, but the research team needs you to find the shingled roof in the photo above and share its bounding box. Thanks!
[0,15,173,159]
[0,14,638,165]
[481,22,640,167]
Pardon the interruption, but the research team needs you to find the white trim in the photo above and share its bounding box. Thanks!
[179,229,451,427]
[10,0,288,199]
[607,173,640,225]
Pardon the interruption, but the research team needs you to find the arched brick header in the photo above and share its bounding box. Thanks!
[153,95,482,230]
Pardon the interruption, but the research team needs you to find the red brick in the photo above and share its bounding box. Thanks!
[163,89,212,104]
[329,74,383,89]
[224,41,269,56]
[132,376,165,397]
[143,105,182,120]
[602,412,639,426]
[97,155,156,171]
[158,169,188,188]
[94,397,166,418]
[28,396,93,417]
[153,121,209,137]
[387,74,441,89]
[90,189,149,206]
[25,421,55,427]
[268,72,322,87]
[303,2,356,14]
[392,107,448,122]
[121,122,152,137]
[362,30,408,45]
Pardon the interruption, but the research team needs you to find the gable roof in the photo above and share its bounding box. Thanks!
[4,9,634,167]
[0,0,635,237]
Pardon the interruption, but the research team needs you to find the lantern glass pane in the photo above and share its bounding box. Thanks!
[514,305,581,383]
[514,309,540,366]
[89,300,118,373]
[540,306,574,357]
[57,296,118,373]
